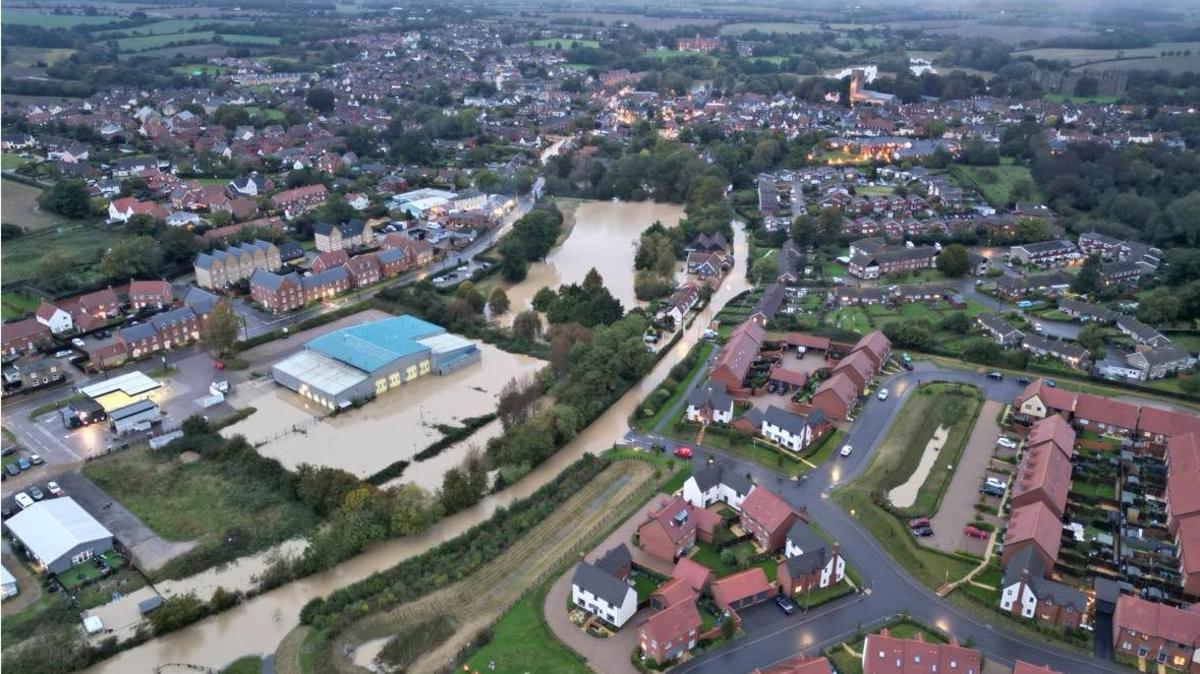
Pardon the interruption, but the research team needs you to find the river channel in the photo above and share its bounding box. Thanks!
[82,210,748,674]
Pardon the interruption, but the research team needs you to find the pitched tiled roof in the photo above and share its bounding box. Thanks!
[1074,393,1140,430]
[572,561,632,608]
[671,557,713,592]
[1027,415,1075,459]
[1167,433,1200,522]
[639,596,700,646]
[1012,440,1072,515]
[1004,501,1063,564]
[1113,595,1200,648]
[710,568,771,607]
[740,486,797,534]
[862,629,981,674]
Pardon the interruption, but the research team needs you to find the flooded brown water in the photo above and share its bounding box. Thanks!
[81,221,748,674]
[502,200,685,319]
[222,343,544,481]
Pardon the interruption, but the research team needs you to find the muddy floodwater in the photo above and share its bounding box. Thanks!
[82,222,748,674]
[503,200,685,319]
[222,342,544,481]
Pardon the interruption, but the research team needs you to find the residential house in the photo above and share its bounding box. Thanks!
[194,240,282,289]
[1099,260,1147,288]
[685,380,734,424]
[1010,435,1073,519]
[1009,240,1078,268]
[658,283,700,326]
[1020,334,1089,370]
[11,358,64,391]
[1111,595,1200,673]
[1057,300,1116,323]
[117,323,161,359]
[1117,318,1171,348]
[1001,501,1063,573]
[1014,378,1077,421]
[301,267,350,303]
[638,599,701,665]
[861,628,981,674]
[271,183,328,219]
[739,486,802,553]
[637,496,701,562]
[848,245,937,279]
[681,462,756,511]
[570,561,638,629]
[977,314,1024,346]
[1167,433,1200,597]
[228,173,272,197]
[809,373,859,421]
[250,270,304,314]
[687,251,729,279]
[35,302,73,334]
[761,406,825,453]
[1073,394,1140,438]
[778,521,845,595]
[314,219,370,252]
[709,568,773,613]
[345,255,382,288]
[127,280,174,310]
[999,547,1087,629]
[311,250,350,273]
[751,657,834,674]
[1127,346,1196,381]
[148,307,201,351]
[709,320,765,391]
[2,319,51,359]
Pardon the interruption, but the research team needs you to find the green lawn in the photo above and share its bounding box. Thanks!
[464,585,591,674]
[632,572,661,601]
[530,38,600,49]
[222,657,264,674]
[2,153,28,170]
[1042,93,1118,104]
[1,290,42,320]
[99,19,252,36]
[689,541,776,579]
[2,10,121,27]
[635,342,714,432]
[829,306,871,334]
[116,31,279,52]
[805,430,845,467]
[951,163,1041,206]
[172,64,232,76]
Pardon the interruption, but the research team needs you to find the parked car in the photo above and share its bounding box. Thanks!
[774,594,797,615]
[673,446,694,459]
[908,517,931,529]
[71,337,86,349]
[28,486,44,501]
[1,506,11,519]
[14,492,34,510]
[29,454,43,465]
[986,371,1003,380]
[996,437,1017,449]
[1045,379,1057,387]
[877,388,889,401]
[1016,377,1031,385]
[840,444,853,457]
[985,477,1007,491]
[47,481,64,497]
[54,349,74,358]
[213,359,225,370]
[4,464,20,477]
[912,526,934,537]
[964,525,988,540]
[17,457,31,471]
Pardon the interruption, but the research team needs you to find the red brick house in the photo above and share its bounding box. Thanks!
[1001,501,1063,572]
[271,183,328,219]
[831,349,875,391]
[311,250,350,273]
[671,557,713,594]
[739,487,802,553]
[751,656,834,674]
[1012,662,1064,674]
[376,248,410,277]
[2,319,51,359]
[75,287,121,320]
[637,497,699,562]
[850,331,891,371]
[1073,393,1140,438]
[709,320,765,391]
[710,568,773,613]
[345,254,381,288]
[1168,433,1200,597]
[1112,595,1200,673]
[862,629,981,674]
[809,373,859,421]
[637,598,701,665]
[1010,437,1073,519]
[127,280,174,310]
[250,270,304,314]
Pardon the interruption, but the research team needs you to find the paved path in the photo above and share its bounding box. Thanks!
[624,363,1138,674]
[1,539,43,615]
[926,400,1003,554]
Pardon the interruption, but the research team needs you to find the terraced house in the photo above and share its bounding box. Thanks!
[194,240,282,290]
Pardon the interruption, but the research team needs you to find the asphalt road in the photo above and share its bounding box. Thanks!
[627,363,1130,674]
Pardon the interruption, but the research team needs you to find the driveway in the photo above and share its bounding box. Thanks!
[54,470,195,571]
[545,569,649,674]
[1,538,43,615]
[925,400,1003,554]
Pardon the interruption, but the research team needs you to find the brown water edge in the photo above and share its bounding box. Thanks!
[80,222,748,674]
[499,200,686,325]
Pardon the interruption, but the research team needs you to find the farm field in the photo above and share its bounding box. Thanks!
[1,291,42,321]
[98,18,252,36]
[529,37,600,49]
[747,55,789,64]
[2,10,122,27]
[719,22,824,35]
[1077,56,1200,74]
[2,46,77,67]
[540,11,720,30]
[1042,93,1118,104]
[116,31,279,52]
[1014,41,1200,66]
[171,64,232,76]
[1,178,62,230]
[2,154,29,170]
[641,49,712,61]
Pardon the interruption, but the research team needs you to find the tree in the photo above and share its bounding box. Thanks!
[582,267,603,291]
[148,593,209,636]
[388,483,441,536]
[38,179,90,218]
[201,300,240,356]
[1077,323,1107,355]
[305,87,335,114]
[160,227,200,267]
[99,236,161,279]
[1138,289,1180,325]
[498,376,539,430]
[488,287,510,315]
[790,214,820,248]
[818,207,843,240]
[512,310,542,341]
[532,286,557,312]
[752,255,778,284]
[1009,178,1035,203]
[35,251,77,292]
[1071,254,1102,295]
[456,281,486,313]
[936,243,970,277]
[939,312,971,334]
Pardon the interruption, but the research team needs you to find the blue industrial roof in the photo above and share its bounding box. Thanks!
[306,315,444,373]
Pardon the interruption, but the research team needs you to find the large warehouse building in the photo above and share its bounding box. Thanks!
[271,315,480,409]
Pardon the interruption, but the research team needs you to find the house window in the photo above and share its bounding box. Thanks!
[1137,647,1149,659]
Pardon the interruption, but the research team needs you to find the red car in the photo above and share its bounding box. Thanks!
[907,517,931,530]
[964,525,988,540]
[213,359,225,370]
[673,446,694,459]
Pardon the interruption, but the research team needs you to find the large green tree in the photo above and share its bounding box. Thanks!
[99,236,161,279]
[38,179,90,218]
[936,244,970,277]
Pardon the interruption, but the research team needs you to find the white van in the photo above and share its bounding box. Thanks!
[14,492,34,510]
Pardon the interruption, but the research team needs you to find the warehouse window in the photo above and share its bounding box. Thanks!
[419,359,431,375]
[389,372,402,388]
[375,379,387,394]
[405,365,418,381]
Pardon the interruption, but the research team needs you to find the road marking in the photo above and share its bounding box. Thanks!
[36,425,80,460]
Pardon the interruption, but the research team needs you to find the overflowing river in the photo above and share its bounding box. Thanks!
[502,200,686,320]
[82,218,748,674]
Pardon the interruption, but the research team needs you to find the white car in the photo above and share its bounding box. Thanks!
[71,338,86,348]
[47,481,65,497]
[14,493,34,510]
[840,444,853,457]
[877,388,889,401]
[997,437,1017,449]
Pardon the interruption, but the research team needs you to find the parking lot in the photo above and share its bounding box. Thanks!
[925,400,1005,555]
